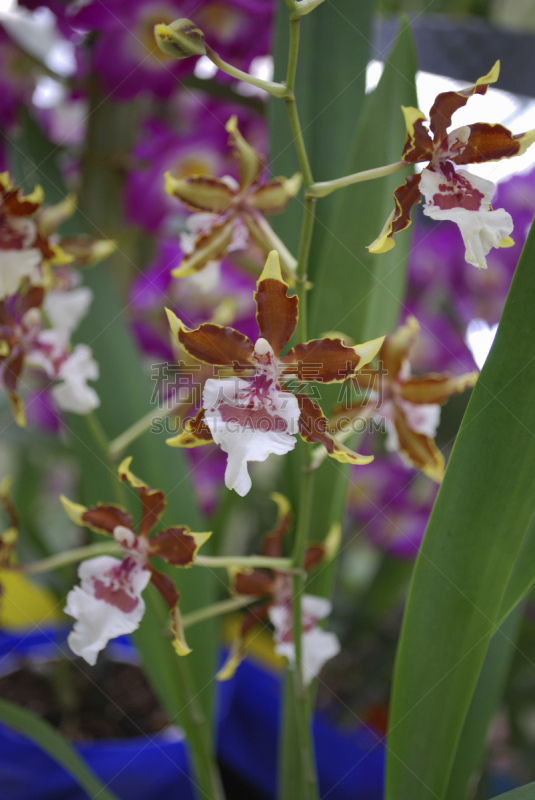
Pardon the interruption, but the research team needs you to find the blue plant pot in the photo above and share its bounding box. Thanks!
[218,653,385,800]
[0,628,385,800]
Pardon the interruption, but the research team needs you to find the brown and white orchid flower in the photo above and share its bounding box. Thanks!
[332,317,478,483]
[166,250,384,496]
[218,494,340,684]
[368,62,535,269]
[61,457,211,665]
[0,173,46,300]
[0,283,100,425]
[165,116,301,280]
[0,172,116,301]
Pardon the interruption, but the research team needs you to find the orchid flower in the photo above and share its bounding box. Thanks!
[0,172,116,299]
[0,284,100,425]
[269,585,340,687]
[62,458,211,665]
[368,62,535,269]
[332,317,478,482]
[217,494,340,684]
[166,251,384,496]
[0,174,117,424]
[0,173,44,300]
[165,117,301,279]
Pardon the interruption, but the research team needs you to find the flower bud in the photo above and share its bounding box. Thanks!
[153,19,206,59]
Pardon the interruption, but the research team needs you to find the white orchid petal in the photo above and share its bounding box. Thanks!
[52,344,100,414]
[203,373,300,496]
[64,556,151,665]
[420,166,513,269]
[400,400,441,439]
[44,287,93,333]
[269,594,340,685]
[0,249,41,299]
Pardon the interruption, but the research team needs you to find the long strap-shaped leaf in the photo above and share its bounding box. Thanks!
[443,603,524,800]
[304,18,418,561]
[491,785,535,800]
[309,17,416,342]
[0,699,120,800]
[386,218,535,800]
[269,0,372,278]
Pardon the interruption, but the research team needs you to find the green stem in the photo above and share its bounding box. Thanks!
[83,412,125,506]
[21,548,293,575]
[196,554,294,569]
[145,591,225,800]
[284,26,313,186]
[19,542,120,574]
[205,45,288,98]
[182,595,259,629]
[295,198,315,343]
[84,411,110,456]
[108,404,177,460]
[176,655,226,800]
[279,12,320,800]
[306,160,407,198]
[290,444,317,798]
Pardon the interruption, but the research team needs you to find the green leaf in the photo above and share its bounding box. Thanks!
[269,0,373,282]
[0,699,120,800]
[386,218,535,800]
[443,603,524,800]
[498,512,535,624]
[310,17,417,342]
[490,784,535,800]
[306,18,418,581]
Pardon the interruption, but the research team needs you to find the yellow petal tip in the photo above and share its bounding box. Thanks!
[60,495,87,526]
[499,235,515,249]
[367,236,395,254]
[258,250,284,286]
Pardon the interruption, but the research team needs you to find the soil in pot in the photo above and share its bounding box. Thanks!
[0,652,268,800]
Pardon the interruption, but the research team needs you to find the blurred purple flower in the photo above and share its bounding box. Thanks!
[349,456,438,559]
[24,389,61,433]
[125,118,230,232]
[71,0,274,100]
[0,27,35,127]
[400,301,476,373]
[129,237,256,359]
[186,445,227,516]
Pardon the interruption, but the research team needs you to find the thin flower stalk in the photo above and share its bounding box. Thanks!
[281,12,320,800]
[306,160,408,198]
[204,44,288,98]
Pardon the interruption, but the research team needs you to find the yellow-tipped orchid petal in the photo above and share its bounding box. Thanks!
[257,249,285,286]
[171,219,236,278]
[217,640,245,681]
[269,492,291,524]
[166,410,213,448]
[323,522,342,562]
[60,495,88,527]
[164,171,236,213]
[248,173,302,214]
[226,115,264,189]
[172,607,192,656]
[118,456,147,489]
